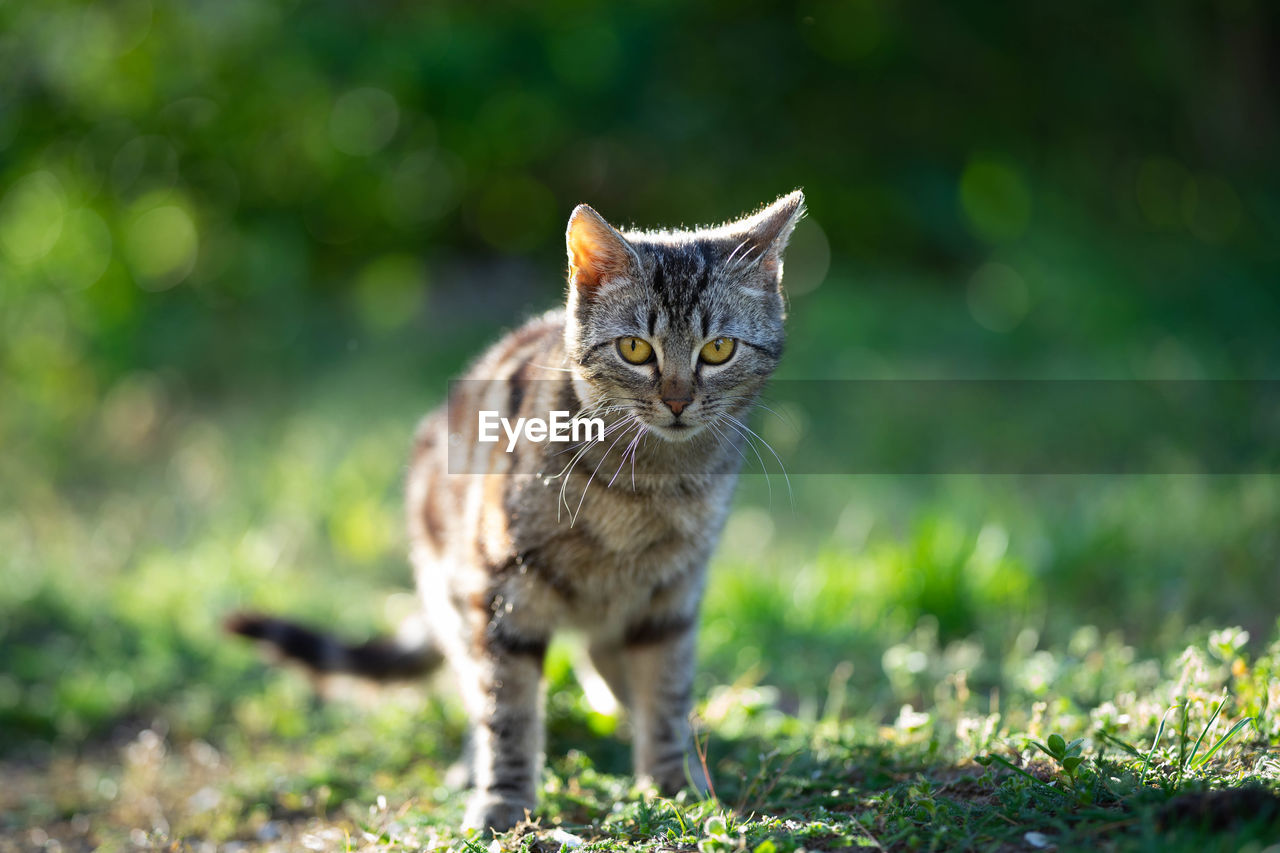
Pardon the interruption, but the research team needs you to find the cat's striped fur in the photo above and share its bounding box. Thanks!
[229,190,804,831]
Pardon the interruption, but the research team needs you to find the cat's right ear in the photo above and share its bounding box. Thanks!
[566,204,640,294]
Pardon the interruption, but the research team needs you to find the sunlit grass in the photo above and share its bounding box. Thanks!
[2,359,1278,850]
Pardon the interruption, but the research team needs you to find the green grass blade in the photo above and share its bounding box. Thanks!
[1188,717,1254,770]
[1096,730,1142,759]
[1186,690,1227,768]
[1140,705,1178,786]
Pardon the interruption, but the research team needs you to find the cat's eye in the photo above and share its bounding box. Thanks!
[617,337,655,365]
[699,337,736,365]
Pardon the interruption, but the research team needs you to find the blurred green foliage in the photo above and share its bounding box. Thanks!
[2,0,1279,756]
[3,1,1277,399]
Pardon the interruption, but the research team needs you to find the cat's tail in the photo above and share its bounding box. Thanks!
[225,611,444,681]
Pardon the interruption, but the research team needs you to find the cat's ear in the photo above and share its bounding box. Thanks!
[729,189,806,283]
[566,204,640,294]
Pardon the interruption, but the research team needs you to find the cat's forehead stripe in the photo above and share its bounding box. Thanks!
[644,243,716,321]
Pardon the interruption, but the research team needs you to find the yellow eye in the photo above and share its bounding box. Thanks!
[617,337,654,365]
[699,337,736,365]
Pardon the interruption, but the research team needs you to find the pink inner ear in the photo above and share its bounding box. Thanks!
[567,237,610,290]
[567,206,634,291]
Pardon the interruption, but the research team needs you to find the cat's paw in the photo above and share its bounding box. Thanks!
[462,793,532,833]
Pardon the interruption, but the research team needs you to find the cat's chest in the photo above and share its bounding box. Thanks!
[581,487,706,553]
[523,474,721,554]
[508,477,726,606]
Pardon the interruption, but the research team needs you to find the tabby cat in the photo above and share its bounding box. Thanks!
[229,190,805,832]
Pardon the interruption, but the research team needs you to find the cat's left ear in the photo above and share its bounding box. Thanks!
[731,189,806,284]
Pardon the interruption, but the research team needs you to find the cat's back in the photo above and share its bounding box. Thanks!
[405,309,571,565]
[460,308,568,384]
[410,307,568,458]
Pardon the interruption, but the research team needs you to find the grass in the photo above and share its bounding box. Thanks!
[2,349,1279,851]
[3,633,1277,852]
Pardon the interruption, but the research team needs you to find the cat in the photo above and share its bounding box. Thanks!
[228,189,805,832]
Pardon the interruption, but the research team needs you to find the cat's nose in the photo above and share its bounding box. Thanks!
[663,396,692,416]
[660,375,693,416]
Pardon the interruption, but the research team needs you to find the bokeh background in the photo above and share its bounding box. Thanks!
[2,0,1278,757]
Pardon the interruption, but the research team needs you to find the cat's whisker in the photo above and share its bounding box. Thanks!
[550,434,606,496]
[702,420,733,477]
[565,415,636,521]
[629,426,651,491]
[605,426,634,490]
[554,397,650,446]
[552,437,594,479]
[570,399,625,424]
[718,394,799,435]
[607,427,640,490]
[559,440,600,520]
[571,415,639,526]
[549,406,632,464]
[720,412,793,509]
[555,414,635,521]
[630,434,640,491]
[609,420,648,490]
[707,418,750,469]
[553,412,628,518]
[715,415,773,505]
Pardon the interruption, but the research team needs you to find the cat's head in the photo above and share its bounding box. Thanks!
[563,191,804,442]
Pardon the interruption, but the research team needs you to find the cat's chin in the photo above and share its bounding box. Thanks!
[646,421,705,443]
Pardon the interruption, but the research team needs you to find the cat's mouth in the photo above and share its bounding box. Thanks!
[646,419,704,442]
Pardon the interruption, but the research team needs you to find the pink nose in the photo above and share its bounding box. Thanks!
[664,397,691,416]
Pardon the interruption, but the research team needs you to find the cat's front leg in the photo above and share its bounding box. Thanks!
[459,628,549,832]
[622,615,708,797]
